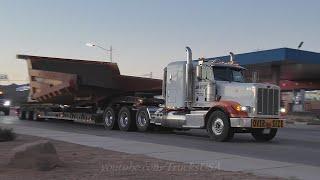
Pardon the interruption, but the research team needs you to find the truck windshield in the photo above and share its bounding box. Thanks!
[213,67,245,82]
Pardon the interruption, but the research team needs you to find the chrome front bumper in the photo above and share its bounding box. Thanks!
[230,117,285,128]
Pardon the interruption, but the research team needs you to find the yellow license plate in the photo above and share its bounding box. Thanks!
[252,119,284,128]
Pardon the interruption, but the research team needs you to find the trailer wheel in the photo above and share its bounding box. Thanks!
[118,106,136,131]
[32,111,39,121]
[251,128,277,142]
[26,111,36,120]
[19,110,26,120]
[103,106,118,130]
[207,111,234,142]
[136,107,153,132]
[4,109,10,116]
[25,111,31,120]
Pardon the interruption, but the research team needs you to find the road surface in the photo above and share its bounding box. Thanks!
[1,115,320,167]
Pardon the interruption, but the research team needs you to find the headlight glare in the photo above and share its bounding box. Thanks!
[240,106,248,111]
[233,104,251,112]
[280,107,286,113]
[3,100,11,106]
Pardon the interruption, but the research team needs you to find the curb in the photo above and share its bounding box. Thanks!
[307,122,320,125]
[286,121,320,125]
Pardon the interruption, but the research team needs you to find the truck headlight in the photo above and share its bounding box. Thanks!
[234,105,251,113]
[280,107,286,113]
[240,106,248,111]
[241,106,252,113]
[3,100,11,107]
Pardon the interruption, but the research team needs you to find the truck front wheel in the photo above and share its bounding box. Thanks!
[118,106,136,131]
[103,106,118,130]
[251,128,277,142]
[207,111,234,142]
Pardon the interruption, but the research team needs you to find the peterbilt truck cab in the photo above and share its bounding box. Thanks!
[136,47,285,142]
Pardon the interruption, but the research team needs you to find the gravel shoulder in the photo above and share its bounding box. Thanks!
[0,134,282,180]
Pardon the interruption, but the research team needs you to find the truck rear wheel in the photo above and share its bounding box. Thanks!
[136,107,153,132]
[103,106,118,130]
[251,128,277,142]
[207,111,234,142]
[118,106,136,131]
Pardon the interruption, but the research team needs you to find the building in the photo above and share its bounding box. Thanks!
[209,48,320,114]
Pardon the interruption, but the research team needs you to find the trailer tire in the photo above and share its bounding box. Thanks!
[4,109,10,116]
[118,106,136,131]
[19,110,26,120]
[25,111,31,120]
[31,111,40,121]
[103,106,118,130]
[136,107,153,132]
[207,111,234,142]
[251,128,277,142]
[26,111,37,120]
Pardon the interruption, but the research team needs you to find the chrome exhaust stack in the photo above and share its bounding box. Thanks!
[229,52,235,64]
[185,46,193,109]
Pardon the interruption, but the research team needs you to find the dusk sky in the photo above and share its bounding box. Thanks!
[1,0,319,84]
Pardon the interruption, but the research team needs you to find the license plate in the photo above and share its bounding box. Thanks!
[252,119,284,128]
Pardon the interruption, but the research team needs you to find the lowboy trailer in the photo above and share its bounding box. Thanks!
[17,47,285,142]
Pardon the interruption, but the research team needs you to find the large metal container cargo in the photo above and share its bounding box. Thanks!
[17,55,162,104]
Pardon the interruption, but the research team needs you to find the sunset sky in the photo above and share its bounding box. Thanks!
[1,0,319,84]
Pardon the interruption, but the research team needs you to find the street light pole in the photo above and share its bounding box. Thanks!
[86,43,113,62]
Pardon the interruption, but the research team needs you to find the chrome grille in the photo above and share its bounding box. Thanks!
[257,88,279,115]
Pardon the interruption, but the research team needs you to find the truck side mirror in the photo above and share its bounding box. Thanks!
[196,65,202,80]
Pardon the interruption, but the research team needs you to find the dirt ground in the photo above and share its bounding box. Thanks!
[0,134,282,180]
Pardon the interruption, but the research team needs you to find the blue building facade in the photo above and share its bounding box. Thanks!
[209,48,320,113]
[209,48,320,65]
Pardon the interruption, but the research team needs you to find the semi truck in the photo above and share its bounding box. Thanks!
[17,47,285,142]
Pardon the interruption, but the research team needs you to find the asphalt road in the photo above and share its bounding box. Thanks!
[1,115,320,167]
